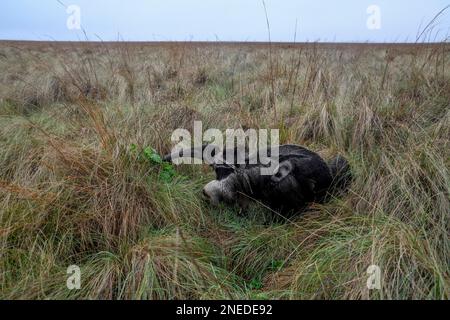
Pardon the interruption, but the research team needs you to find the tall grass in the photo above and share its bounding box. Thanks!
[0,40,448,299]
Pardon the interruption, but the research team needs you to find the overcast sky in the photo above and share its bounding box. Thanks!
[1,0,449,42]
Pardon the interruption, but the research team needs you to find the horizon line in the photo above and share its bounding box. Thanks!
[1,39,449,46]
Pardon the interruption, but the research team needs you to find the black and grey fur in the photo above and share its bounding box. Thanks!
[164,144,351,216]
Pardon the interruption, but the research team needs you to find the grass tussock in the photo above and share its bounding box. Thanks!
[0,41,448,299]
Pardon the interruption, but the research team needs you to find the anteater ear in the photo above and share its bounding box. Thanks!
[271,160,294,183]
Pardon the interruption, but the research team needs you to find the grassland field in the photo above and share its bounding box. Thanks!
[0,41,448,299]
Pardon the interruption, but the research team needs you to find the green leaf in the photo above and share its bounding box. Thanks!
[159,170,173,183]
[143,147,162,164]
[159,162,176,182]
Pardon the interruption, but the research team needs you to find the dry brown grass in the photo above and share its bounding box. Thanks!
[0,41,448,299]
